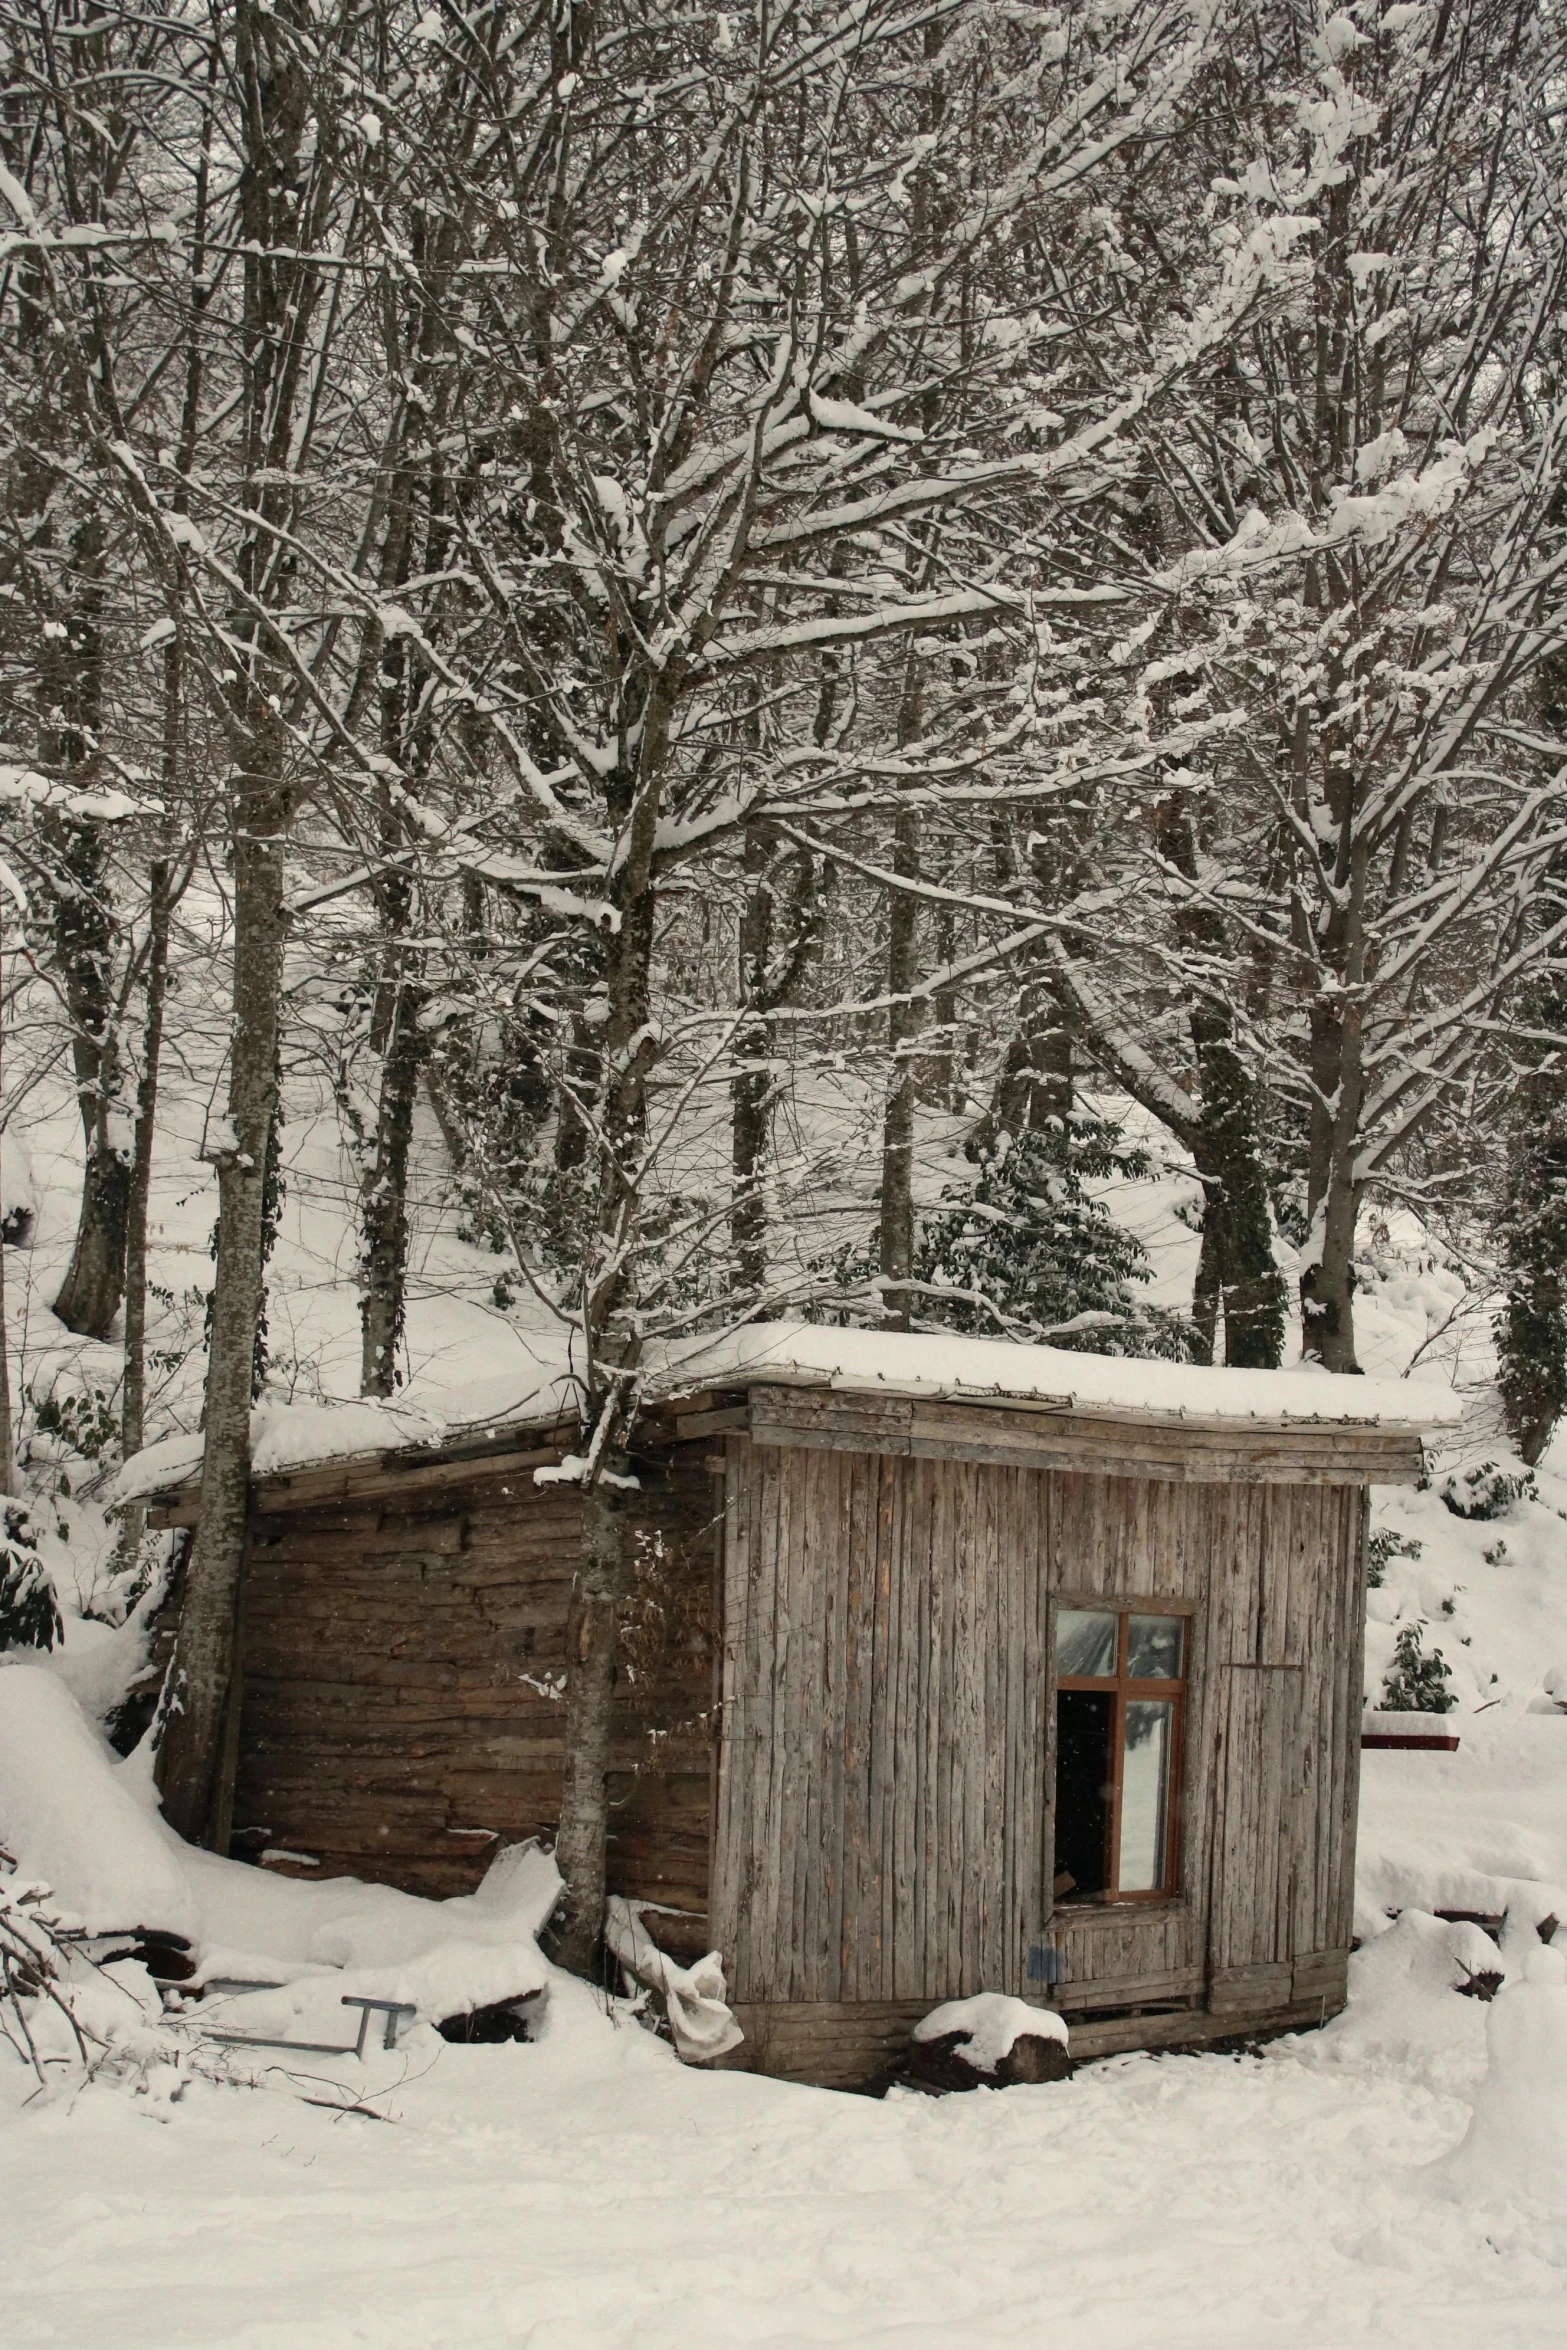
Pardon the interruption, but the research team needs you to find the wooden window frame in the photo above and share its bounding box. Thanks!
[1055,1605,1187,1905]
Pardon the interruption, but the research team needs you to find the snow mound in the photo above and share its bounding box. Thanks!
[0,1659,194,1937]
[912,1992,1068,2072]
[0,1666,563,2051]
[1432,1944,1567,2212]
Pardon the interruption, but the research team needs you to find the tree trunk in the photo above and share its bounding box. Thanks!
[48,800,130,1343]
[732,830,776,1309]
[1300,985,1365,1373]
[114,852,174,1574]
[1191,1028,1285,1369]
[878,804,921,1328]
[1153,788,1285,1369]
[551,726,663,1976]
[1190,1197,1222,1367]
[731,1055,771,1308]
[549,1471,633,1976]
[0,1018,13,1496]
[359,937,425,1398]
[155,805,287,1847]
[44,506,127,1343]
[52,1137,130,1341]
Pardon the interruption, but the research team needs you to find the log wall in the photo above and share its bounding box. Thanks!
[231,1443,720,1919]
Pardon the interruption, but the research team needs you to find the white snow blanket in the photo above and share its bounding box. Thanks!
[913,1991,1069,2071]
[1432,1943,1567,2211]
[114,1317,1461,1504]
[661,1320,1463,1431]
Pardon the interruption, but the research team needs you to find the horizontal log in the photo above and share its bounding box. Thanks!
[1208,1962,1295,2013]
[1056,1966,1203,2011]
[673,1407,749,1439]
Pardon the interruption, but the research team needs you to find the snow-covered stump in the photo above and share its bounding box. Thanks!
[907,1994,1070,2092]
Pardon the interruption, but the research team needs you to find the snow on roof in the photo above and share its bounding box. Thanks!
[113,1363,581,1504]
[114,1319,1461,1502]
[660,1322,1466,1434]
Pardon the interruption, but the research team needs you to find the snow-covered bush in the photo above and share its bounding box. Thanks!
[0,1504,58,1652]
[1380,1623,1456,1715]
[1436,1462,1538,1522]
[1366,1528,1424,1589]
[0,1868,181,2101]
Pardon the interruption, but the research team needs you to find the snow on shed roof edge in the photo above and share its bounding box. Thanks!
[113,1319,1464,1503]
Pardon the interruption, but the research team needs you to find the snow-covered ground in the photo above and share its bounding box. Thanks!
[1,1920,1564,2348]
[3,996,1566,2344]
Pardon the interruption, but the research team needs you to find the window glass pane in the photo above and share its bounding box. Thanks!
[1057,1608,1117,1678]
[1055,1689,1114,1898]
[1117,1699,1174,1891]
[1126,1614,1184,1680]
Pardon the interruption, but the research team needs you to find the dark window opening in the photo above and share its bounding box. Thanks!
[1053,1607,1186,1904]
[1055,1689,1113,1898]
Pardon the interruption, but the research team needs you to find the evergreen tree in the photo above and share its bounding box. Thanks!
[0,1503,59,1652]
[1380,1622,1455,1716]
[913,1116,1188,1357]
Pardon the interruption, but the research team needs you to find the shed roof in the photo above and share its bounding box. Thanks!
[115,1319,1463,1506]
[662,1322,1465,1434]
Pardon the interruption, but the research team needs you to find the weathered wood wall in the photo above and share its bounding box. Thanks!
[711,1423,1369,2058]
[232,1443,720,1920]
[224,1379,1373,2088]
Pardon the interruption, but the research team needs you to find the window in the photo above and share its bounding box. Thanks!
[1053,1607,1185,1903]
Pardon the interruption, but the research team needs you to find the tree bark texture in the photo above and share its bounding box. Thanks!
[48,807,131,1342]
[732,831,820,1311]
[878,804,921,1328]
[549,1473,634,1976]
[1154,791,1285,1369]
[156,0,334,1843]
[359,961,424,1396]
[0,1016,13,1495]
[113,852,174,1576]
[156,814,286,1844]
[1300,977,1366,1373]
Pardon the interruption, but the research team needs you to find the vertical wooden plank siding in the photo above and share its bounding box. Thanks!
[721,1446,1063,2004]
[714,1435,1366,2021]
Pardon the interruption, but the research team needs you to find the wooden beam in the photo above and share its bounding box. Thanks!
[745,1386,1422,1485]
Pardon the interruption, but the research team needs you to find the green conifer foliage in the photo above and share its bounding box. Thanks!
[0,1503,59,1652]
[913,1116,1188,1356]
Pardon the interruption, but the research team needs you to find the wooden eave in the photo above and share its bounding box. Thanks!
[680,1380,1427,1486]
[141,1365,1430,1527]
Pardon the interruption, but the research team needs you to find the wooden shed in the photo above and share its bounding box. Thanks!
[141,1324,1460,2089]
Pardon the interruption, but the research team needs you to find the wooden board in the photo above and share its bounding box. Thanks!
[745,1387,1423,1485]
[718,1988,1344,2091]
